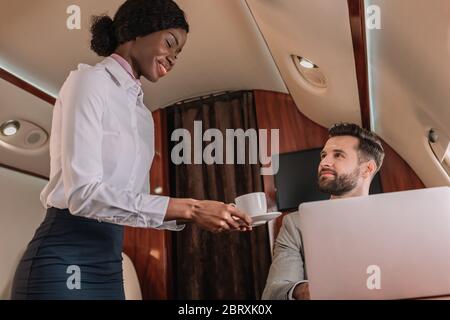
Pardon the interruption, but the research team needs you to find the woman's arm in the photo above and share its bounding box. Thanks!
[57,69,172,228]
[57,67,252,232]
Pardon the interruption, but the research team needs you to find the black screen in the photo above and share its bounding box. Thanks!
[274,148,383,211]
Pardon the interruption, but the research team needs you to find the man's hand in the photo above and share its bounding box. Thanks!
[293,282,310,300]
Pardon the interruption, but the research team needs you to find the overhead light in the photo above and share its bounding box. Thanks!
[0,120,20,136]
[298,57,316,69]
[0,119,48,150]
[292,55,328,89]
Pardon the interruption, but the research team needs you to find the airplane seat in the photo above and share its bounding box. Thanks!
[122,252,143,300]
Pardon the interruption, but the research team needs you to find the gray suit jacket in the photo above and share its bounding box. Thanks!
[262,212,307,300]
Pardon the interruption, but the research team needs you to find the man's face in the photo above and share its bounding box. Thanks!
[318,136,362,196]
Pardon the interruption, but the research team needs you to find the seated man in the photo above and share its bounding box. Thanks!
[261,123,385,300]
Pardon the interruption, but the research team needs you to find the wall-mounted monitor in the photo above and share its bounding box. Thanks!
[274,148,382,211]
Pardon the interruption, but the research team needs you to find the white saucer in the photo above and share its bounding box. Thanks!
[250,212,282,227]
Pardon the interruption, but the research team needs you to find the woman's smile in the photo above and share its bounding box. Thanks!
[156,60,169,78]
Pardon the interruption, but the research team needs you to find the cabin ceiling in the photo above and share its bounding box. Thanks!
[0,0,287,108]
[246,0,362,128]
[0,0,449,187]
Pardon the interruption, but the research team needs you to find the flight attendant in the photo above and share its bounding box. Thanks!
[11,0,252,300]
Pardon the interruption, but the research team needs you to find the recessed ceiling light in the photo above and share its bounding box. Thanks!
[0,120,20,136]
[298,57,316,69]
[292,55,328,89]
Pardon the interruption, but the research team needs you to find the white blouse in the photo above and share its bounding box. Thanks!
[40,57,181,230]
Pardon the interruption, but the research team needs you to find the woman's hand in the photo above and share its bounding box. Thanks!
[191,200,252,233]
[293,282,310,300]
[165,198,253,233]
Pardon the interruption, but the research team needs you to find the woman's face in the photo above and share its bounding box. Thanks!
[131,28,188,82]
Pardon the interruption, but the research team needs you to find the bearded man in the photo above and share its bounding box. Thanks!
[262,123,385,300]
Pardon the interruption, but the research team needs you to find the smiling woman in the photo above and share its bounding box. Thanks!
[10,0,253,300]
[90,0,188,82]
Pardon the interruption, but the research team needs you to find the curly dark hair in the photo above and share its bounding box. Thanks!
[329,122,385,172]
[90,0,189,57]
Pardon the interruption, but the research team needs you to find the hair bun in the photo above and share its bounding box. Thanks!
[90,15,117,57]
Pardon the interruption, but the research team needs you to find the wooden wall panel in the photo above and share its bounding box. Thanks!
[0,67,56,105]
[123,109,173,300]
[379,141,425,192]
[254,90,329,240]
[347,0,371,129]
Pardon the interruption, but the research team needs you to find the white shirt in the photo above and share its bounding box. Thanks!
[40,57,181,230]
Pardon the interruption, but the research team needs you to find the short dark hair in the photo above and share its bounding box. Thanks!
[329,123,385,172]
[90,0,190,57]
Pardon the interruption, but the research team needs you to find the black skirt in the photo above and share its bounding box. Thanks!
[11,207,125,300]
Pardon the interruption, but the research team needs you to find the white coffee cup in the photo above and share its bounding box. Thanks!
[235,192,267,216]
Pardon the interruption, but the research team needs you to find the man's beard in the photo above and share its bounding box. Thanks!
[317,167,360,196]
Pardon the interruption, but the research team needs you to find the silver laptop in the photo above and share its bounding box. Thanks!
[298,186,450,300]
